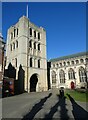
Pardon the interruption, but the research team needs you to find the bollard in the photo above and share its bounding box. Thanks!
[59,87,64,98]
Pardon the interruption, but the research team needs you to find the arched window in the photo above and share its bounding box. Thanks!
[68,68,75,80]
[80,59,84,63]
[67,61,70,66]
[63,62,66,66]
[56,63,59,67]
[71,61,74,65]
[59,70,65,83]
[30,28,32,36]
[38,59,40,68]
[34,31,36,38]
[52,71,56,84]
[17,28,18,36]
[15,58,17,67]
[34,42,36,49]
[60,63,62,67]
[14,29,16,38]
[85,58,88,64]
[76,60,79,64]
[16,41,18,48]
[38,43,40,51]
[79,67,87,82]
[29,40,32,48]
[13,43,15,49]
[10,44,12,51]
[30,58,32,67]
[38,32,40,40]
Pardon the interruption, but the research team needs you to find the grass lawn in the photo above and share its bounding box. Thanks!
[64,89,88,102]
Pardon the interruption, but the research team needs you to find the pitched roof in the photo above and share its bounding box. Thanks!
[49,52,88,62]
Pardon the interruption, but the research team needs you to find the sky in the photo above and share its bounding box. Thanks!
[2,2,86,60]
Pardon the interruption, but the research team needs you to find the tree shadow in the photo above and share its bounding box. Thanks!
[4,63,16,79]
[3,63,25,97]
[22,93,52,120]
[67,93,88,120]
[44,95,69,120]
[15,65,25,94]
[44,96,61,120]
[3,63,16,97]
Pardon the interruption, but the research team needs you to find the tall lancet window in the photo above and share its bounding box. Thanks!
[16,41,18,48]
[38,32,40,40]
[38,44,40,51]
[17,28,18,36]
[34,31,36,38]
[30,28,32,36]
[52,71,56,84]
[30,58,32,67]
[13,43,15,49]
[38,59,40,68]
[68,68,75,80]
[79,67,87,82]
[15,58,17,67]
[14,29,16,38]
[34,42,36,49]
[10,44,12,51]
[29,40,32,48]
[59,70,65,83]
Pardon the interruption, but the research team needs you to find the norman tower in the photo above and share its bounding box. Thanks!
[6,16,48,92]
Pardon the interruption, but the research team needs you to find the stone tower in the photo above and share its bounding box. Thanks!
[6,16,48,92]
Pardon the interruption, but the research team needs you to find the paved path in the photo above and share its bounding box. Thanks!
[2,89,88,119]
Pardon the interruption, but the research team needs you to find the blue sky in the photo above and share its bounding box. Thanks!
[2,2,86,59]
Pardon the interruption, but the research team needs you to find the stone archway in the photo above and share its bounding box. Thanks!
[30,74,38,92]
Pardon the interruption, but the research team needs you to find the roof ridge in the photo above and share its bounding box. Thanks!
[49,51,88,62]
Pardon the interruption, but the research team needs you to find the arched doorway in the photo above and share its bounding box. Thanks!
[71,81,75,89]
[30,74,38,92]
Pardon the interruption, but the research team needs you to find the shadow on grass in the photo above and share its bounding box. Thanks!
[44,95,69,120]
[67,93,88,120]
[22,93,52,120]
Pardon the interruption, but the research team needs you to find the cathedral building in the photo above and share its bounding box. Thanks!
[49,52,88,89]
[6,16,48,92]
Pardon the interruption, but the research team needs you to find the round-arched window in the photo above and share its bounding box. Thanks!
[68,68,75,80]
[59,70,65,83]
[52,71,56,84]
[79,67,87,82]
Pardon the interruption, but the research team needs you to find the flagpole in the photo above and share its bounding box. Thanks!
[26,5,28,18]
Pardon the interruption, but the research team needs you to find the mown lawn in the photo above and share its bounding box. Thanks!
[64,89,88,102]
